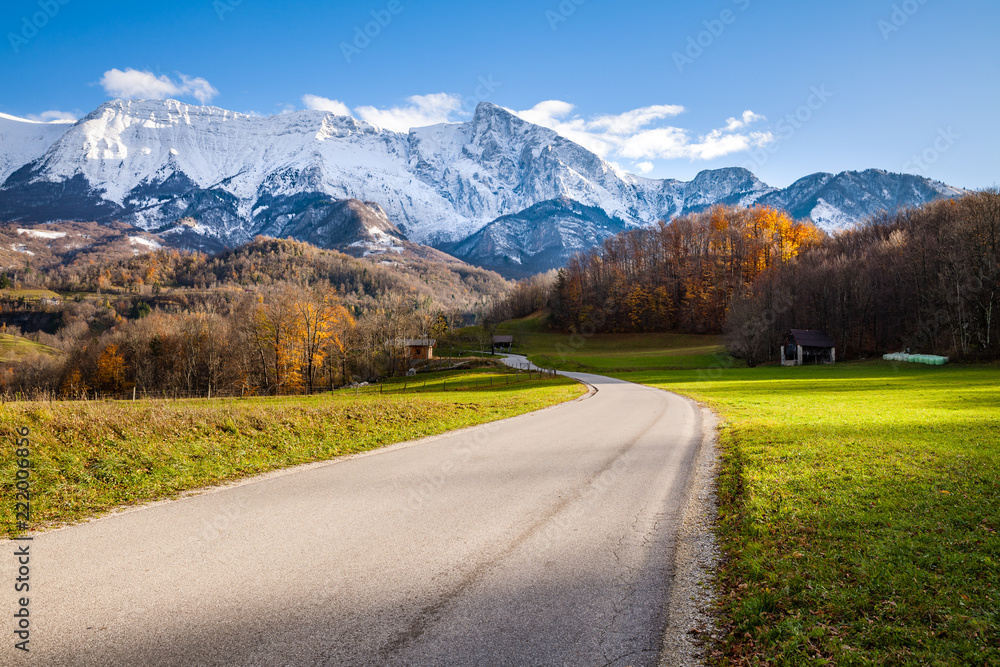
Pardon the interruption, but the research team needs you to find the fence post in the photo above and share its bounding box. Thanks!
[133,386,136,401]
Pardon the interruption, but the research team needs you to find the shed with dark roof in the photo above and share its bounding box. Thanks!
[781,329,835,366]
[491,335,514,353]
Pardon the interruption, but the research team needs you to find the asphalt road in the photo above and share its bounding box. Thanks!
[3,357,711,666]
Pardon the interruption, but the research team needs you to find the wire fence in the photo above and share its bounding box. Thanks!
[347,368,559,397]
[0,367,560,404]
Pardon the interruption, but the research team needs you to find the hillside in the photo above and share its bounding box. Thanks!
[0,221,508,312]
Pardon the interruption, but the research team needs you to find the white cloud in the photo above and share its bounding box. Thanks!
[301,94,352,116]
[294,90,773,171]
[724,110,766,132]
[513,100,772,169]
[353,93,465,132]
[300,92,472,131]
[99,68,219,104]
[621,127,697,161]
[178,74,219,104]
[635,161,655,174]
[26,110,77,123]
[590,105,686,135]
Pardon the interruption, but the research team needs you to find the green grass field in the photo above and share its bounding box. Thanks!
[379,367,556,392]
[0,288,62,301]
[0,333,61,362]
[498,313,735,371]
[0,369,584,536]
[616,363,999,665]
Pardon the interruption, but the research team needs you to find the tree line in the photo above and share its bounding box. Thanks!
[506,191,1000,364]
[726,189,1000,364]
[2,282,455,397]
[546,205,821,334]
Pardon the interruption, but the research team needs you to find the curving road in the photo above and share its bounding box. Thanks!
[3,357,712,666]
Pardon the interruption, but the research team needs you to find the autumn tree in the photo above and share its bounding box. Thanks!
[94,344,131,393]
[294,285,355,391]
[550,205,820,334]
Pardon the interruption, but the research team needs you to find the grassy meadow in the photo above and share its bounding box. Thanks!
[497,313,734,371]
[0,288,62,301]
[0,333,60,362]
[618,363,999,665]
[0,368,584,536]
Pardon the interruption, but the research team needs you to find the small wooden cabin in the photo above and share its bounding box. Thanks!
[492,335,513,353]
[781,329,835,366]
[403,338,436,361]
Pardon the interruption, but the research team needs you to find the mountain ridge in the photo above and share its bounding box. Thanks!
[0,99,968,276]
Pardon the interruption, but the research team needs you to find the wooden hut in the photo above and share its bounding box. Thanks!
[781,330,835,366]
[403,338,436,361]
[491,335,513,354]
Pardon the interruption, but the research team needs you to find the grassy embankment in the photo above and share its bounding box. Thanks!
[0,333,60,362]
[509,313,998,665]
[0,368,584,536]
[0,288,62,301]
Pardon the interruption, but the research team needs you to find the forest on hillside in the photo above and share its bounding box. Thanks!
[539,206,822,334]
[0,236,508,397]
[508,190,1000,363]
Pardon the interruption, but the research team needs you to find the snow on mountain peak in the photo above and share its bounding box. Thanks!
[0,112,76,182]
[0,99,968,267]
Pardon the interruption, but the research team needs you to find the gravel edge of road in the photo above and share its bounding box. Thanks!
[659,404,721,667]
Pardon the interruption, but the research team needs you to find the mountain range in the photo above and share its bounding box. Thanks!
[0,99,967,277]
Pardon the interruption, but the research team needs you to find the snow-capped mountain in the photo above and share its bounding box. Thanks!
[0,113,74,183]
[756,169,965,232]
[443,197,630,278]
[0,99,967,276]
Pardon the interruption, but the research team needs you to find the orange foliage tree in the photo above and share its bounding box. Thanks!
[94,344,131,393]
[551,205,822,333]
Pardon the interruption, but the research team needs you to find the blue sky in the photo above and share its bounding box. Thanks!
[1,0,997,189]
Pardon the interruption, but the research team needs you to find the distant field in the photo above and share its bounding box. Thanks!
[0,369,584,536]
[617,363,999,665]
[497,313,734,371]
[0,288,62,301]
[0,333,60,362]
